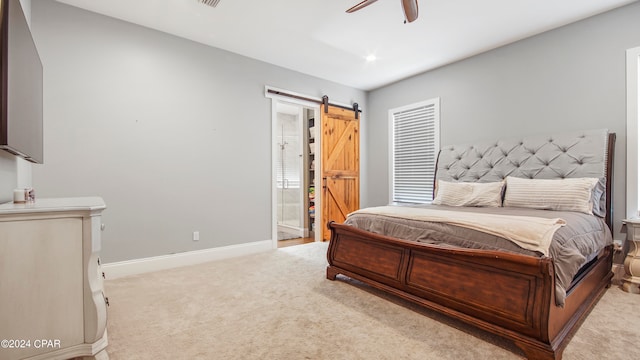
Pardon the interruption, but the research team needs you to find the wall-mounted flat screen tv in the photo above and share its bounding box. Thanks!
[0,0,43,164]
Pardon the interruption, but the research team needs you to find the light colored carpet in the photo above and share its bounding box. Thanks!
[104,242,640,359]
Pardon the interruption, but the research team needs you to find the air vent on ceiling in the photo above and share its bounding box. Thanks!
[198,0,221,7]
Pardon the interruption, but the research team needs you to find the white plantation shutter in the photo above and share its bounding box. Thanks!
[390,98,440,203]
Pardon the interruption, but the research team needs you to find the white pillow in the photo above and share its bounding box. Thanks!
[432,180,504,207]
[503,176,599,214]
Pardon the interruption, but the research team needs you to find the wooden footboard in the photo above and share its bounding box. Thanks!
[326,221,613,360]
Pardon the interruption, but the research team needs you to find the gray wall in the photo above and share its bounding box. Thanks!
[366,2,640,240]
[30,0,366,262]
[0,152,18,203]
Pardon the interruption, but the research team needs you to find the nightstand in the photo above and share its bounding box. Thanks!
[622,219,640,294]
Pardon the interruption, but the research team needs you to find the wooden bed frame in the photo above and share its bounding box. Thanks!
[326,133,616,360]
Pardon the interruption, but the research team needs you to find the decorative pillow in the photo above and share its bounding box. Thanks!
[432,180,504,207]
[503,176,599,214]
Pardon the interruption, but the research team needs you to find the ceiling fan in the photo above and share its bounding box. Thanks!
[347,0,419,23]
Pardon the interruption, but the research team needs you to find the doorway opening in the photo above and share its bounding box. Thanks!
[270,94,320,249]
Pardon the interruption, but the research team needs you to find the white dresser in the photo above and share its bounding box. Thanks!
[0,197,109,360]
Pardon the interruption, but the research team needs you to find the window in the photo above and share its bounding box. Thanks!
[276,114,302,189]
[389,98,440,203]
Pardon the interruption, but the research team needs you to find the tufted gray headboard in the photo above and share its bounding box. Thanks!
[435,129,615,227]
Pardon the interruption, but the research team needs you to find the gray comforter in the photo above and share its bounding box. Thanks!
[344,204,613,306]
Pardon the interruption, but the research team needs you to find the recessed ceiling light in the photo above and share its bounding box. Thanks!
[365,54,377,62]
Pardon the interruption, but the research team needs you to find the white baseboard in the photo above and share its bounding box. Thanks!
[102,240,272,280]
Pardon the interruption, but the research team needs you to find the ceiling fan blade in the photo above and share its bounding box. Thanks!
[401,0,419,22]
[346,0,379,13]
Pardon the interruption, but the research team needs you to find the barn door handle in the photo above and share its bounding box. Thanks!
[322,177,327,189]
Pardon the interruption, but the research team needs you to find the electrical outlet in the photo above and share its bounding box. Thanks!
[193,231,199,241]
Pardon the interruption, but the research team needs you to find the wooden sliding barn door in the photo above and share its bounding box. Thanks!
[321,105,360,241]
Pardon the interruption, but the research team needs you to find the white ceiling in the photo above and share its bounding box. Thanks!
[55,0,637,91]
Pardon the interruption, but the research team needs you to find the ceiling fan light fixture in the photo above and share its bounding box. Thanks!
[198,0,221,7]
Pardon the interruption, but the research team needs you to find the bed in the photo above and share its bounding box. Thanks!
[326,129,615,360]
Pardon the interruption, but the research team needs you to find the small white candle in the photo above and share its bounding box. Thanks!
[13,189,26,203]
